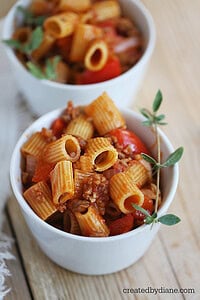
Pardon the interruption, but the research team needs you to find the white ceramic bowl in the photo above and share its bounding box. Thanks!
[10,106,179,275]
[3,0,156,115]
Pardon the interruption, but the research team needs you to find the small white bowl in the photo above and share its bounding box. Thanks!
[3,0,156,115]
[10,106,179,275]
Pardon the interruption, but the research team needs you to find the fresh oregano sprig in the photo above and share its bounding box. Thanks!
[132,90,183,227]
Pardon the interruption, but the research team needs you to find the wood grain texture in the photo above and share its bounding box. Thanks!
[2,216,31,300]
[0,0,16,18]
[0,0,200,299]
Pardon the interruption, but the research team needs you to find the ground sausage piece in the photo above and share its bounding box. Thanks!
[82,173,109,215]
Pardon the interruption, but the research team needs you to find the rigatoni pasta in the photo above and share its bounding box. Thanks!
[85,92,126,135]
[92,0,121,22]
[43,134,81,164]
[125,161,150,188]
[44,12,78,38]
[65,115,94,140]
[23,181,57,220]
[50,160,74,204]
[21,93,159,237]
[84,39,109,71]
[83,137,118,172]
[21,132,48,158]
[75,206,110,237]
[109,172,144,214]
[69,24,103,62]
[57,0,91,13]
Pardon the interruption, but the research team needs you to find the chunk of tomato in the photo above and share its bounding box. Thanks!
[108,128,149,155]
[109,214,134,236]
[50,117,66,138]
[132,196,154,224]
[76,56,121,84]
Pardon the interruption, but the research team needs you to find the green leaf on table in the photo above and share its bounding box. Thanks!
[152,90,163,112]
[158,214,181,225]
[162,147,184,167]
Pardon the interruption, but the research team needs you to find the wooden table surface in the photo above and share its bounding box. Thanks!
[0,1,200,299]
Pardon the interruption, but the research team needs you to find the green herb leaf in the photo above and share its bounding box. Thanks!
[162,147,184,167]
[142,120,153,126]
[26,62,45,79]
[158,214,181,225]
[153,90,163,113]
[3,27,43,55]
[45,56,61,80]
[140,108,152,119]
[17,5,33,20]
[155,114,165,121]
[132,204,151,217]
[145,216,155,224]
[17,6,46,26]
[24,26,43,55]
[157,121,168,126]
[3,39,23,51]
[141,153,157,165]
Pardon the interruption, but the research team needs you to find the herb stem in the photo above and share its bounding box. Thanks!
[155,123,160,213]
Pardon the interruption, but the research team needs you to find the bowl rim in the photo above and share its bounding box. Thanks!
[10,106,179,243]
[2,0,156,90]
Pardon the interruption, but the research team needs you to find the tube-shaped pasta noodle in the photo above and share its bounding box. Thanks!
[92,0,121,22]
[79,11,94,24]
[65,115,94,140]
[70,24,103,62]
[21,132,48,158]
[32,33,55,61]
[44,12,78,38]
[84,39,108,71]
[83,137,118,172]
[53,60,69,83]
[23,181,57,220]
[63,209,81,235]
[58,0,91,12]
[109,172,144,214]
[43,134,81,164]
[73,169,93,198]
[30,0,55,16]
[85,92,126,135]
[50,160,74,204]
[75,205,110,237]
[80,155,93,172]
[125,161,150,188]
[13,27,31,43]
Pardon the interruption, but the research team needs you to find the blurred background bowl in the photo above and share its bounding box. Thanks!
[10,105,178,275]
[3,0,156,115]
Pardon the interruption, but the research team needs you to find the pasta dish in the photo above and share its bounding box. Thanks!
[21,93,160,237]
[5,0,143,84]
